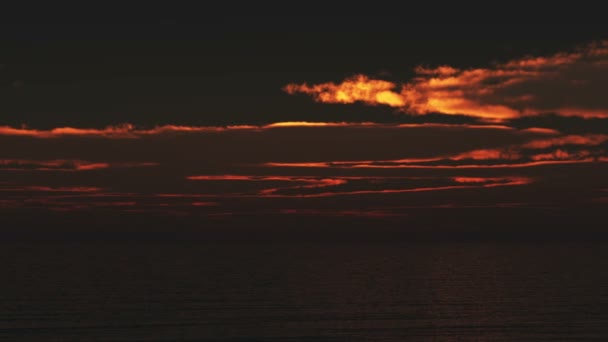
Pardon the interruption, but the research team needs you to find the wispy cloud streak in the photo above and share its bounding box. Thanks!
[0,122,556,139]
[0,159,158,171]
[186,175,531,198]
[262,133,608,169]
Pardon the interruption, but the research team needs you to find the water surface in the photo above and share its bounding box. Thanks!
[2,241,607,340]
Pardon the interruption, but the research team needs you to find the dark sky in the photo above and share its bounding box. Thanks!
[3,21,608,127]
[2,19,608,240]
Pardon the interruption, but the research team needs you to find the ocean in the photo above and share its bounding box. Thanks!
[2,241,608,341]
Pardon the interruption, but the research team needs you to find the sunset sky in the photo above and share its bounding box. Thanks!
[3,20,608,240]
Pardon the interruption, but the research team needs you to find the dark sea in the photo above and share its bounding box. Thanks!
[2,241,608,341]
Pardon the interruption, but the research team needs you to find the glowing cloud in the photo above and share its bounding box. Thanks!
[264,121,375,128]
[284,75,405,107]
[0,124,246,138]
[0,122,542,139]
[0,122,391,138]
[284,40,608,121]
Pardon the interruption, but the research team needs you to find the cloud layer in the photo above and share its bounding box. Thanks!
[284,41,608,121]
[3,40,608,223]
[2,123,607,218]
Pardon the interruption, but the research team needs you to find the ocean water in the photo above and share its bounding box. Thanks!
[2,241,608,341]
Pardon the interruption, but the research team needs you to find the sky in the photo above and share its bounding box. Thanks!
[2,20,608,240]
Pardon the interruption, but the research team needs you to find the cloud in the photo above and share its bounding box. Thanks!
[0,122,555,189]
[186,174,531,198]
[284,40,608,121]
[0,159,158,171]
[0,124,255,138]
[0,186,103,193]
[0,121,528,139]
[284,76,405,107]
[521,134,608,149]
[0,122,430,138]
[2,120,604,218]
[261,133,608,170]
[264,159,594,169]
[0,122,406,139]
[0,183,221,213]
[188,175,349,197]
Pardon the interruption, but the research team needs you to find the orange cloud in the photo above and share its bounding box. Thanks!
[186,174,531,198]
[256,127,607,170]
[0,122,405,139]
[261,140,606,170]
[0,122,396,138]
[451,149,522,161]
[262,162,329,168]
[0,124,248,138]
[263,177,531,198]
[529,149,596,161]
[0,122,381,139]
[264,121,377,128]
[293,159,595,169]
[285,41,608,121]
[284,75,405,107]
[0,124,139,138]
[453,177,491,183]
[1,122,538,139]
[522,134,608,149]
